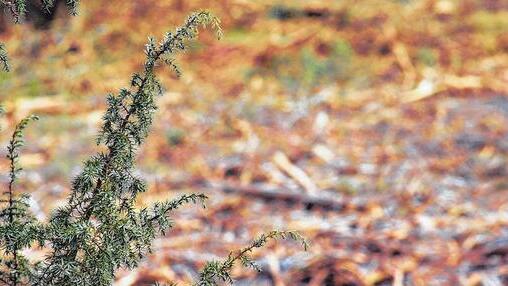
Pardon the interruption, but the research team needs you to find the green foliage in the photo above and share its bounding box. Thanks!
[0,8,306,286]
[196,231,308,286]
[0,115,41,286]
[6,115,39,186]
[31,11,221,286]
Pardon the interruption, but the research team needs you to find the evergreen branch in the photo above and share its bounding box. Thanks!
[195,230,308,286]
[0,115,39,286]
[6,115,39,209]
[36,11,221,285]
[75,11,221,221]
[78,10,221,232]
[142,193,207,229]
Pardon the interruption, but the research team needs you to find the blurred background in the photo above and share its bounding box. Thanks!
[1,0,508,285]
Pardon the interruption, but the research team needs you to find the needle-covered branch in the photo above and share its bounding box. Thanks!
[195,230,309,286]
[0,115,41,286]
[141,193,208,231]
[32,11,222,286]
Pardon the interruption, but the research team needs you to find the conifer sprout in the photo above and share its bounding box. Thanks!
[0,115,41,286]
[32,11,223,286]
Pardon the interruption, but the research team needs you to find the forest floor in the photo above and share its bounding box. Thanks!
[1,0,508,285]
